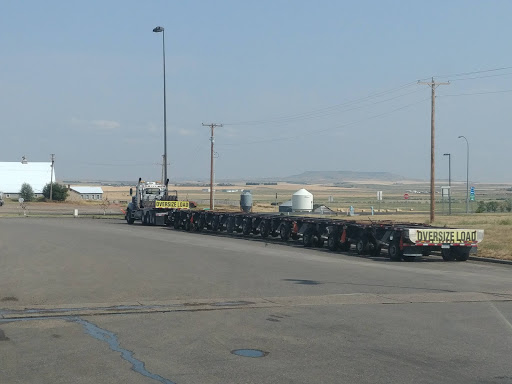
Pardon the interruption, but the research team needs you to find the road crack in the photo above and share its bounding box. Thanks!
[74,317,176,384]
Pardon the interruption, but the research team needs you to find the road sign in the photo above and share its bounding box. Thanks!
[404,193,409,200]
[377,191,383,201]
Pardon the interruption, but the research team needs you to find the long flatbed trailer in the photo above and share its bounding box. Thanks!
[155,209,484,262]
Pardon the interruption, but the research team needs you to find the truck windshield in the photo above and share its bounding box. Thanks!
[144,188,161,195]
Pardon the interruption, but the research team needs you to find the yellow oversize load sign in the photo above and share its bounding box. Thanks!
[412,229,481,244]
[155,200,190,209]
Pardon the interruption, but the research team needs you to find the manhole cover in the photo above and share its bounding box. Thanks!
[231,349,268,358]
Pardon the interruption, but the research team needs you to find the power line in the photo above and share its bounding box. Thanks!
[218,97,429,146]
[223,81,418,126]
[439,88,512,97]
[446,71,512,82]
[432,65,512,79]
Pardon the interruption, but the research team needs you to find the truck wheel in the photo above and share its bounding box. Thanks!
[173,216,181,229]
[454,247,470,261]
[280,224,290,241]
[441,248,456,261]
[126,209,134,225]
[388,241,403,261]
[327,234,339,251]
[302,230,314,247]
[150,212,156,226]
[356,240,367,255]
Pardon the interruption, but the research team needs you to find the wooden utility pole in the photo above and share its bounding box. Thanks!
[50,154,55,201]
[418,78,449,223]
[202,123,223,210]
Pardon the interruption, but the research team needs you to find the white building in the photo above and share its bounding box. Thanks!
[0,160,55,198]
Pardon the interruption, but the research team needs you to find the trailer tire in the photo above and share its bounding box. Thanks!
[441,248,456,261]
[126,209,134,225]
[242,219,252,236]
[327,234,339,251]
[280,225,290,241]
[226,217,235,234]
[356,240,367,255]
[212,217,220,231]
[339,241,351,252]
[196,217,205,232]
[314,237,324,248]
[303,230,314,247]
[173,215,181,230]
[371,244,382,256]
[454,247,470,261]
[388,241,403,261]
[260,222,270,238]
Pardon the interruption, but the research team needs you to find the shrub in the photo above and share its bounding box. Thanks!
[42,183,69,201]
[19,183,34,202]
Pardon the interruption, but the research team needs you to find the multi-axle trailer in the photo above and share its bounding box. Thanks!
[133,209,483,262]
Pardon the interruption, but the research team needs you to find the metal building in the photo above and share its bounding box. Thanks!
[68,186,104,201]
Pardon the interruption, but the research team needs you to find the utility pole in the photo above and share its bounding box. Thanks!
[161,154,165,185]
[418,78,449,223]
[50,154,55,201]
[202,123,223,210]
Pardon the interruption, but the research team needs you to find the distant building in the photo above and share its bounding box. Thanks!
[0,160,55,198]
[68,186,104,201]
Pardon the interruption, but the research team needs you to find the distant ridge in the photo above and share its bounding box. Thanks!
[279,171,406,184]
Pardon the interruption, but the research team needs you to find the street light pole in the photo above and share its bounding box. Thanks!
[153,26,168,196]
[443,153,451,215]
[458,136,469,214]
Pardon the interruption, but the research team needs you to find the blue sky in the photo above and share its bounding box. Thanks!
[1,0,511,183]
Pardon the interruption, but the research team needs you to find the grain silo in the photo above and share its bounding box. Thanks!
[292,188,313,213]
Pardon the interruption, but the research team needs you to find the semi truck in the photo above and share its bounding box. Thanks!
[124,182,484,262]
[124,178,194,226]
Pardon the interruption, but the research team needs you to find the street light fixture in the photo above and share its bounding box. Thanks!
[153,26,168,196]
[458,136,469,214]
[443,153,451,215]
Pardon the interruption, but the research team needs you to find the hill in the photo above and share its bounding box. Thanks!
[279,171,406,184]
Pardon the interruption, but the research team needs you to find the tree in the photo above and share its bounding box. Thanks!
[19,183,35,202]
[42,183,69,201]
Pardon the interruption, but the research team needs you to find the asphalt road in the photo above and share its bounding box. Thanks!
[1,217,512,384]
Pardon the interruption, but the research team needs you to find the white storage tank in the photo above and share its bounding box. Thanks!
[292,188,313,212]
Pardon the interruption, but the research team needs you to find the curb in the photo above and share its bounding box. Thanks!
[469,256,512,266]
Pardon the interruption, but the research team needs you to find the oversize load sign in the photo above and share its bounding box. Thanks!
[416,229,477,243]
[155,201,190,209]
